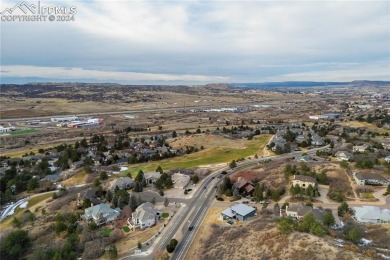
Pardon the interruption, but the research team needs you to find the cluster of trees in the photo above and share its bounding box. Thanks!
[0,160,57,205]
[113,126,147,134]
[277,211,334,237]
[284,163,329,185]
[311,122,336,137]
[354,156,377,169]
[290,184,320,199]
[218,177,286,202]
[154,172,174,191]
[337,202,350,217]
[355,111,390,127]
[0,230,31,259]
[133,170,147,192]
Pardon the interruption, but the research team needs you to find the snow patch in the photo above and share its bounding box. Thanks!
[19,201,28,208]
[359,238,372,246]
[120,167,128,172]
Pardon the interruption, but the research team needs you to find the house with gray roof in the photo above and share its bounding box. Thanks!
[109,177,134,191]
[335,151,354,161]
[220,203,256,222]
[353,172,389,186]
[144,172,161,185]
[311,134,325,146]
[82,203,121,226]
[353,144,369,153]
[284,204,325,221]
[42,173,62,183]
[128,202,160,230]
[353,206,390,224]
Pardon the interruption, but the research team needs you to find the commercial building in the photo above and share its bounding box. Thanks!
[51,116,78,122]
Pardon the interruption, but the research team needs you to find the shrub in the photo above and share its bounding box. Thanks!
[166,239,178,253]
[0,230,31,259]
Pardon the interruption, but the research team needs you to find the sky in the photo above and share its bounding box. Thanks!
[1,0,389,84]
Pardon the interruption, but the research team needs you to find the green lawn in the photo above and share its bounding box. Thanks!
[161,212,169,218]
[123,226,131,233]
[121,135,271,174]
[360,193,375,199]
[9,129,38,136]
[100,228,113,237]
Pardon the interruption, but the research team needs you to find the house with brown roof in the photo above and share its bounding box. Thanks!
[292,175,317,189]
[233,177,255,195]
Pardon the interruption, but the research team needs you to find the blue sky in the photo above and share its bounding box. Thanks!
[1,0,389,84]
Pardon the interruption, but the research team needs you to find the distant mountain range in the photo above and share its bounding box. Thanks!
[0,78,389,88]
[231,80,390,88]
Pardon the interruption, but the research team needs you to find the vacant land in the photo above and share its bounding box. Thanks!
[187,204,370,260]
[0,192,54,229]
[124,134,271,173]
[341,121,390,134]
[61,170,88,186]
[231,159,289,189]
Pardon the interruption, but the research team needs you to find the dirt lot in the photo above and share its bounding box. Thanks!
[231,159,289,189]
[187,201,371,260]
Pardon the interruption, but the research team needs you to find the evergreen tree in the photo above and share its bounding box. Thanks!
[253,183,264,202]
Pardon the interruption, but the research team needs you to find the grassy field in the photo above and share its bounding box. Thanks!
[100,228,113,237]
[360,193,375,199]
[122,135,271,174]
[62,170,87,186]
[341,121,390,134]
[0,192,54,228]
[161,213,169,218]
[9,129,38,136]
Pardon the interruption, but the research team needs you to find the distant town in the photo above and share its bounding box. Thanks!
[0,82,389,260]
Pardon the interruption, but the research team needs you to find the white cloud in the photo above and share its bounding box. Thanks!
[0,65,230,82]
[1,0,389,82]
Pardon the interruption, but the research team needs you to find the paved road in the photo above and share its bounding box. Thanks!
[136,191,189,204]
[117,145,330,259]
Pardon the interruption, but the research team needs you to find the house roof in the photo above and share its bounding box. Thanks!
[110,177,134,189]
[230,203,255,216]
[83,203,120,221]
[287,204,325,221]
[335,151,353,158]
[83,189,97,200]
[133,202,158,223]
[235,177,254,189]
[293,175,317,184]
[43,174,61,182]
[221,208,235,218]
[353,206,390,222]
[354,172,389,183]
[145,172,161,179]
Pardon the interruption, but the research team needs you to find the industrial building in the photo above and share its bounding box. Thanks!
[66,118,102,128]
[51,116,78,122]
